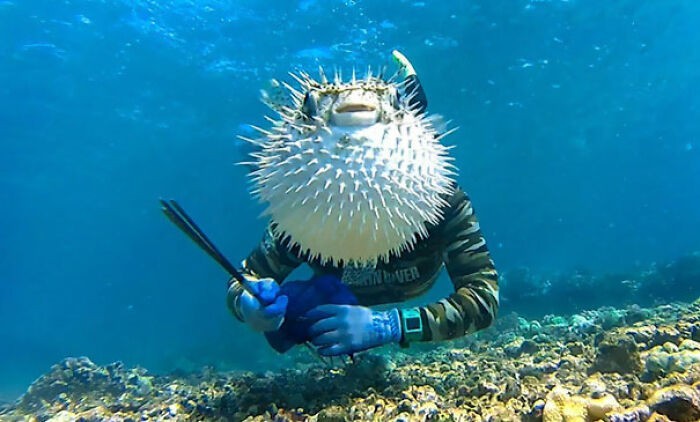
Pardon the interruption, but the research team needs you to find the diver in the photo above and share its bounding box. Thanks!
[227,51,499,357]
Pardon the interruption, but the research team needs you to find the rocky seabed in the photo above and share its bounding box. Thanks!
[5,299,700,421]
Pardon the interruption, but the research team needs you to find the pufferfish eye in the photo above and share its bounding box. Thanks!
[302,91,319,118]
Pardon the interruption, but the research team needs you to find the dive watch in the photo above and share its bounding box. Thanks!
[400,307,423,344]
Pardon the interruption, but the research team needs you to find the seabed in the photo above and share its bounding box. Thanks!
[3,254,700,421]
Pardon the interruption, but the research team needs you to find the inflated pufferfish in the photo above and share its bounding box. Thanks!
[241,68,456,265]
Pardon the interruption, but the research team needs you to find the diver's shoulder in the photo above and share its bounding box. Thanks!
[444,183,473,208]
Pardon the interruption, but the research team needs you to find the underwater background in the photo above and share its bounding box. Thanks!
[1,0,699,403]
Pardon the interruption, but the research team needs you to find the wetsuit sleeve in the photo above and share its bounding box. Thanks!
[226,224,302,321]
[404,74,428,115]
[411,189,499,342]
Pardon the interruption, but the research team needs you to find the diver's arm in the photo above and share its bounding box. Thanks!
[226,224,302,322]
[392,50,428,115]
[405,74,428,115]
[402,188,499,343]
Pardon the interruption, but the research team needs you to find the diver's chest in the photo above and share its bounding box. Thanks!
[310,238,444,302]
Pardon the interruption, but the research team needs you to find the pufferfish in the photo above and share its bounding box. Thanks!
[240,68,457,265]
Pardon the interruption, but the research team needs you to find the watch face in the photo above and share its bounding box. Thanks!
[406,317,421,331]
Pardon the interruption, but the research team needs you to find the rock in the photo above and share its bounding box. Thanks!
[500,378,522,401]
[519,361,559,377]
[9,289,700,422]
[643,347,675,380]
[543,386,621,421]
[626,325,657,345]
[642,341,700,380]
[544,316,569,328]
[647,385,700,422]
[566,342,585,356]
[605,405,651,422]
[46,410,77,422]
[76,406,111,420]
[416,401,439,419]
[647,413,673,422]
[626,305,653,324]
[652,326,682,347]
[586,393,621,419]
[520,339,540,355]
[396,398,413,414]
[316,405,349,422]
[167,403,180,416]
[526,319,544,335]
[570,314,596,334]
[505,338,540,357]
[542,387,588,422]
[680,339,700,351]
[504,339,524,357]
[596,308,627,330]
[528,399,546,420]
[580,374,608,397]
[673,350,700,371]
[591,333,642,374]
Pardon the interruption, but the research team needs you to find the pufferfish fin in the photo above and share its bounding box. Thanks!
[260,79,291,113]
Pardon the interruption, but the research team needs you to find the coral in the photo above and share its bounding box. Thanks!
[586,393,621,419]
[542,387,589,421]
[579,373,608,397]
[652,327,683,347]
[504,337,540,357]
[647,384,700,422]
[595,308,628,330]
[591,333,642,374]
[544,315,569,328]
[14,356,156,418]
[46,410,78,422]
[625,305,654,325]
[642,339,700,381]
[316,405,349,422]
[605,405,651,422]
[541,386,621,422]
[6,286,700,421]
[570,314,597,334]
[647,414,673,422]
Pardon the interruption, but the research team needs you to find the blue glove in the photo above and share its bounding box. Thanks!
[264,275,358,353]
[304,305,402,356]
[240,278,288,332]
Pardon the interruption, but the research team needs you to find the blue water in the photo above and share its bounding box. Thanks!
[1,0,699,401]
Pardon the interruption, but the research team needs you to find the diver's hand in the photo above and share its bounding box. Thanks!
[392,50,416,78]
[240,279,288,332]
[304,305,401,356]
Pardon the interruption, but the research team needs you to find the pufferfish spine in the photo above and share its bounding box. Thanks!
[242,68,457,266]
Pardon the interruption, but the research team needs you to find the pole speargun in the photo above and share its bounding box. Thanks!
[159,198,263,303]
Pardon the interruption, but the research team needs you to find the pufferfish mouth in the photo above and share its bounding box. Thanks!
[335,103,377,113]
[331,102,379,126]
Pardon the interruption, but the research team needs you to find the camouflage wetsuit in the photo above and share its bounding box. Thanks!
[227,186,499,344]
